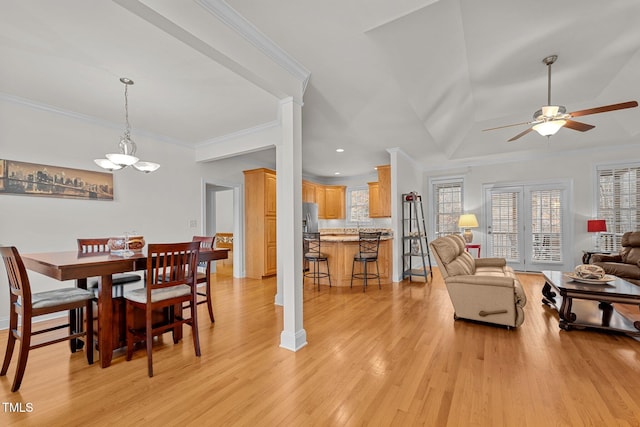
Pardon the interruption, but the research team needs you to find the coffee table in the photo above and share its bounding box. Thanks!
[542,270,640,337]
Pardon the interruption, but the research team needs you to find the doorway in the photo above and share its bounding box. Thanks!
[484,181,572,272]
[204,182,242,278]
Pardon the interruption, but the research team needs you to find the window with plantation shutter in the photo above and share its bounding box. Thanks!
[597,164,640,252]
[432,178,463,238]
[530,189,563,263]
[490,191,520,261]
[486,182,570,272]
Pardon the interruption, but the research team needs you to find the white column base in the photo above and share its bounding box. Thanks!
[274,292,283,306]
[279,329,308,351]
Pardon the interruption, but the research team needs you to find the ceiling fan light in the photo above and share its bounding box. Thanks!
[106,153,139,166]
[541,105,559,117]
[533,120,566,136]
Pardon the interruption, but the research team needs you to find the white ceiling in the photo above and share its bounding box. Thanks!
[2,0,640,178]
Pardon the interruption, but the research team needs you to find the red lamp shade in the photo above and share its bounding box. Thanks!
[587,219,607,233]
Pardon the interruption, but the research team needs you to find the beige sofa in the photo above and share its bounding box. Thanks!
[430,234,526,328]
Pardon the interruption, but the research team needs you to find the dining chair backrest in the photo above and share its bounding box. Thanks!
[147,242,200,293]
[358,232,381,257]
[192,236,214,269]
[1,246,32,306]
[192,235,215,249]
[76,238,142,290]
[77,238,109,253]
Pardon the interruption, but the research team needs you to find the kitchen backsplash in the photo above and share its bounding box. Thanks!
[319,217,392,235]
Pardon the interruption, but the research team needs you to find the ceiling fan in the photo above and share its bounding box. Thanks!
[483,55,638,142]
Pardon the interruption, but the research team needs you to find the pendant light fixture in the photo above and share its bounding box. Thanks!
[94,77,160,173]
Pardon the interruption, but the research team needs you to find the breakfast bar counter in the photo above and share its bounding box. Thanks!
[311,232,393,287]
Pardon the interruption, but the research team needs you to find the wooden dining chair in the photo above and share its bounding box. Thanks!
[77,238,143,296]
[0,246,94,392]
[191,235,216,322]
[124,241,200,377]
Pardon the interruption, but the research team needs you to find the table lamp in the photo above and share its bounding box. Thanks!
[587,219,607,251]
[458,214,479,243]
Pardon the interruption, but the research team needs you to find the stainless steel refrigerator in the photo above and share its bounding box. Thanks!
[303,202,318,233]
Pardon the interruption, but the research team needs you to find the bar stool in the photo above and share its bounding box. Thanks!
[303,232,331,290]
[350,231,381,292]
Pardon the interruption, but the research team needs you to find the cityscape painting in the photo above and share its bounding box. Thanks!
[0,159,113,200]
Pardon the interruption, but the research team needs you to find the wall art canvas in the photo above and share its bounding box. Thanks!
[0,159,113,200]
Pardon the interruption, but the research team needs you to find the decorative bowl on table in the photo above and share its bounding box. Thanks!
[574,264,606,280]
[107,236,145,251]
[565,264,614,284]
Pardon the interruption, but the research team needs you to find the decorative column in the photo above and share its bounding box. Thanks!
[276,96,307,351]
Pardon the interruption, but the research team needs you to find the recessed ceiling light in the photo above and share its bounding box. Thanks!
[334,172,341,175]
[336,148,344,152]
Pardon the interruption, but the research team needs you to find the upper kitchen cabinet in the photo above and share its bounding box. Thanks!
[244,168,277,279]
[265,172,277,216]
[314,184,345,219]
[302,180,316,203]
[315,185,326,218]
[323,185,346,219]
[369,165,391,218]
[368,181,381,217]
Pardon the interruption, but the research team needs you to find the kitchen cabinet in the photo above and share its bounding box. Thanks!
[302,180,316,203]
[244,168,277,279]
[315,185,326,218]
[322,185,345,219]
[368,181,380,217]
[369,165,391,218]
[265,173,276,216]
[313,184,345,219]
[377,165,391,217]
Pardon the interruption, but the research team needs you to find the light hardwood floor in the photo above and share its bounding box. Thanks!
[2,264,640,426]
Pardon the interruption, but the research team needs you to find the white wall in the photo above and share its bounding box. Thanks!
[215,189,234,232]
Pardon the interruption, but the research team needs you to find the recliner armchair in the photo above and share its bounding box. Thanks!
[592,231,640,285]
[430,234,526,328]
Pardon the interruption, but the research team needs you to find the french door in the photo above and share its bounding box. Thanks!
[485,182,572,272]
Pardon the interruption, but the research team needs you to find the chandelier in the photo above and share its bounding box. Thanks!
[94,78,160,173]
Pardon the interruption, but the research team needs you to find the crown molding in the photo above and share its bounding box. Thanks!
[197,120,280,147]
[195,0,311,93]
[0,92,191,148]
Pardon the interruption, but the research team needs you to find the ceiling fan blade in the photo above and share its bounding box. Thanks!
[563,120,595,132]
[508,127,534,142]
[483,121,533,132]
[569,101,638,118]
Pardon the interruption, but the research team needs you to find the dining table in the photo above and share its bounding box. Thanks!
[21,247,229,368]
